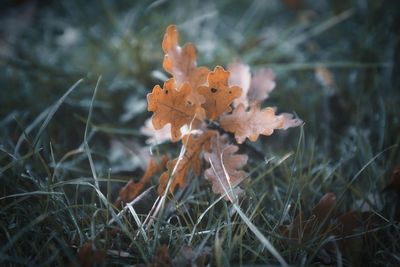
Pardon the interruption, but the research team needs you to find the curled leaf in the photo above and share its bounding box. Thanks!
[198,66,242,120]
[203,134,248,201]
[220,103,302,144]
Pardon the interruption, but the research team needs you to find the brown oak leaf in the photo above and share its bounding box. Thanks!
[162,25,209,120]
[220,103,302,144]
[158,130,216,195]
[281,193,337,241]
[203,134,248,201]
[114,155,168,208]
[147,78,200,142]
[147,244,172,267]
[162,24,209,89]
[72,241,105,267]
[198,66,242,120]
[279,193,387,265]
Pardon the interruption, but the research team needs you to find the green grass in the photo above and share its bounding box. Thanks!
[1,0,400,266]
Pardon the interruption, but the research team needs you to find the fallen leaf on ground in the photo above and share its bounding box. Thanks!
[72,241,105,267]
[147,245,171,267]
[172,245,211,267]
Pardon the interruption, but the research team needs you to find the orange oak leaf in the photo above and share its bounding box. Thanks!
[162,25,209,89]
[198,66,242,120]
[158,131,216,195]
[203,134,248,201]
[162,25,209,120]
[147,78,200,142]
[114,155,168,208]
[248,68,276,104]
[220,103,302,144]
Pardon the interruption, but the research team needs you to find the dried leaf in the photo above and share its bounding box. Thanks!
[162,25,209,120]
[172,245,211,267]
[220,103,302,144]
[114,156,168,208]
[73,241,105,267]
[158,131,216,195]
[162,25,209,89]
[384,165,400,193]
[248,68,276,104]
[203,134,248,201]
[228,62,251,107]
[198,66,242,120]
[315,66,335,88]
[280,193,387,265]
[148,245,172,267]
[147,78,199,142]
[281,193,337,241]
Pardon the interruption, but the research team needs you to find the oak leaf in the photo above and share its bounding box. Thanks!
[198,66,242,120]
[158,131,216,195]
[114,155,168,208]
[73,241,105,267]
[248,68,276,104]
[220,103,302,144]
[281,193,337,241]
[280,193,386,265]
[162,25,209,120]
[203,134,248,201]
[148,244,172,267]
[162,25,209,89]
[147,78,199,142]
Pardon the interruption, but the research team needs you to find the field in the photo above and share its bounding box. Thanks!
[1,0,399,266]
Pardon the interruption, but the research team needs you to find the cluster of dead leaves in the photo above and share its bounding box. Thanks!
[113,24,302,215]
[134,24,301,200]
